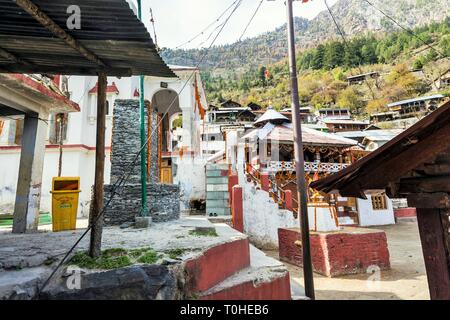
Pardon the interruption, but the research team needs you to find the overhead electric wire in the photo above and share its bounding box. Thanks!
[324,0,376,100]
[362,0,446,58]
[238,0,264,42]
[174,0,240,49]
[36,0,245,297]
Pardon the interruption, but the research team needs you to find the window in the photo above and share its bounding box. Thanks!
[371,194,387,210]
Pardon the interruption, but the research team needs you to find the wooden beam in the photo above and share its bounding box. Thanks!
[415,163,450,176]
[0,47,32,66]
[339,122,450,195]
[407,193,450,209]
[416,208,450,300]
[399,176,450,194]
[89,72,107,258]
[14,0,107,68]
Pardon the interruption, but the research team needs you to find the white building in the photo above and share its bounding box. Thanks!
[0,65,209,217]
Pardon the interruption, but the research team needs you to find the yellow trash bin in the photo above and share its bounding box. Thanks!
[51,177,81,232]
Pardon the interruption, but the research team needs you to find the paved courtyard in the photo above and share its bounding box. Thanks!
[265,221,430,300]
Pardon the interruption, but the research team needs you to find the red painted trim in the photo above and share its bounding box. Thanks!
[201,273,291,300]
[89,81,120,94]
[8,74,80,112]
[185,238,250,292]
[394,208,417,218]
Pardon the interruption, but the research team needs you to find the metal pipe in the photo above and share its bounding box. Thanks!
[137,0,148,216]
[285,0,315,299]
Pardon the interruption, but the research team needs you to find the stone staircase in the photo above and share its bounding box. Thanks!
[206,164,231,216]
[188,222,296,300]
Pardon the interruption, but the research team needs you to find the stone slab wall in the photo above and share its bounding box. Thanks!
[103,99,179,225]
[110,99,159,185]
[104,183,180,226]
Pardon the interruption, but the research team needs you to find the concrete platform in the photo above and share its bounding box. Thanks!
[0,217,294,300]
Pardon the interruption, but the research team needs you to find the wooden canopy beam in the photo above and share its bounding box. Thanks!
[0,47,32,66]
[14,0,107,68]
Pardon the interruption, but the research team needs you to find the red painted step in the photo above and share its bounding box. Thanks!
[199,245,293,300]
[185,225,251,292]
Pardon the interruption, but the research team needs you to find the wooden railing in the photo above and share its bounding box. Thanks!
[245,163,299,218]
[267,161,350,173]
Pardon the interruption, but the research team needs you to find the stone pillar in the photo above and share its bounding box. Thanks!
[13,112,48,233]
[232,185,244,233]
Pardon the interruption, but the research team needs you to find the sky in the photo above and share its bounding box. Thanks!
[131,0,339,49]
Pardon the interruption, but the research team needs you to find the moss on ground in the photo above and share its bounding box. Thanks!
[166,248,189,260]
[189,229,218,237]
[70,247,163,270]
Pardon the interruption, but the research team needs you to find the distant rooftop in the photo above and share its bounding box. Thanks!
[321,119,369,125]
[347,72,379,80]
[387,94,445,108]
[168,65,199,71]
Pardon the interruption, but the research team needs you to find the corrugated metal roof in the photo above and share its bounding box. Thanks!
[242,123,358,147]
[321,119,369,125]
[0,0,176,77]
[337,129,403,139]
[387,94,445,108]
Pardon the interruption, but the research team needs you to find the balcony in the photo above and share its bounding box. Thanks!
[267,161,349,173]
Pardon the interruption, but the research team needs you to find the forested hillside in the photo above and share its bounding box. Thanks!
[201,18,450,116]
[160,0,449,71]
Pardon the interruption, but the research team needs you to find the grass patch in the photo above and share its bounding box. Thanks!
[189,229,218,237]
[70,247,162,270]
[137,249,159,264]
[166,248,189,260]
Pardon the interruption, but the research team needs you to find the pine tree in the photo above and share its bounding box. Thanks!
[311,45,325,70]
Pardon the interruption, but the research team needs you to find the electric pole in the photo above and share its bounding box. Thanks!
[285,0,315,299]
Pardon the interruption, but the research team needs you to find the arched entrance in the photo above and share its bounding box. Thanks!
[150,89,181,184]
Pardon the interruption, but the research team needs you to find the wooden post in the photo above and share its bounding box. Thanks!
[416,207,450,300]
[89,73,107,258]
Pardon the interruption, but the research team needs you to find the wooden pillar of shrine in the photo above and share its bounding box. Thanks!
[406,193,450,300]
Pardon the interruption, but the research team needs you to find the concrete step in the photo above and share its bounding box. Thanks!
[207,191,229,201]
[184,222,251,293]
[199,245,293,300]
[206,207,230,216]
[206,199,229,208]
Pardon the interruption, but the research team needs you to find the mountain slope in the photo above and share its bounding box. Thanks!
[160,0,449,71]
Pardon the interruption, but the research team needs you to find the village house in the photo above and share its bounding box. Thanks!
[371,94,448,126]
[0,74,80,231]
[433,68,450,90]
[315,107,351,120]
[346,71,380,86]
[319,118,370,133]
[0,65,209,216]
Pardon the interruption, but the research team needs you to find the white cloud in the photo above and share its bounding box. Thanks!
[135,0,338,49]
